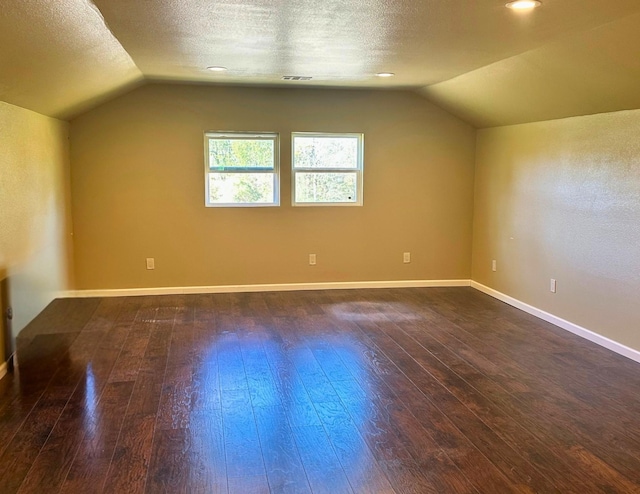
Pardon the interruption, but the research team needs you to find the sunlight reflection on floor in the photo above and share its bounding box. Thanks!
[329,301,420,322]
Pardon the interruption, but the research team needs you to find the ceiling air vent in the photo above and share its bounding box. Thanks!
[282,76,312,81]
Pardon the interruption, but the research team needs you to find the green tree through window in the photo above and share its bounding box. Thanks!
[205,133,279,206]
[292,133,364,205]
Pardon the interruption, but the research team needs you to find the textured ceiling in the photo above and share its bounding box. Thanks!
[1,0,640,125]
[90,0,640,89]
[0,0,143,119]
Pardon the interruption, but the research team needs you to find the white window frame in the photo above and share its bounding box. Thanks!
[204,131,280,207]
[291,132,364,207]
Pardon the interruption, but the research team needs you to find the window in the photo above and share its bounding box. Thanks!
[205,132,279,207]
[292,133,364,206]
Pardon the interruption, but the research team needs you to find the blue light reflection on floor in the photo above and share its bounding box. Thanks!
[83,363,97,433]
[188,327,377,490]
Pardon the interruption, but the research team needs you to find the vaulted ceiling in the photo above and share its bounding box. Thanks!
[2,0,640,127]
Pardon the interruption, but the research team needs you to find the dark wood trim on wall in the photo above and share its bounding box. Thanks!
[0,276,12,366]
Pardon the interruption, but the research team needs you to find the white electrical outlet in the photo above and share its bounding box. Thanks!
[403,252,411,264]
[492,260,497,272]
[146,258,155,270]
[309,254,316,266]
[550,278,557,293]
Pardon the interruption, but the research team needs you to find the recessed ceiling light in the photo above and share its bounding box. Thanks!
[506,0,542,10]
[376,72,395,78]
[206,66,228,72]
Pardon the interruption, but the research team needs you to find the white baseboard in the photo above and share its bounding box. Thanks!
[471,281,640,364]
[64,279,471,299]
[0,361,7,381]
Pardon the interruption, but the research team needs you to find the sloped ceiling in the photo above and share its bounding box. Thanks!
[1,0,640,126]
[420,11,640,127]
[0,0,143,119]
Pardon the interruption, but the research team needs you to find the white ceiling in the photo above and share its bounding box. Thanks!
[2,0,640,126]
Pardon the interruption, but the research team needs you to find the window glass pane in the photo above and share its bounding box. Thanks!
[209,138,274,169]
[295,172,357,203]
[209,173,275,204]
[293,136,358,169]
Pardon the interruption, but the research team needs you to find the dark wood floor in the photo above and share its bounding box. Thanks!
[0,287,639,493]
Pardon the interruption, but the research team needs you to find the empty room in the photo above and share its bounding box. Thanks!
[1,0,639,492]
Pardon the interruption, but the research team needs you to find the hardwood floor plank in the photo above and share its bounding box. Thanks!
[311,312,503,494]
[335,380,476,494]
[60,381,135,493]
[253,406,312,494]
[261,333,322,428]
[107,323,154,384]
[17,302,128,493]
[1,288,639,493]
[360,319,560,492]
[15,297,100,346]
[185,410,227,493]
[426,288,640,411]
[397,289,640,478]
[0,386,71,494]
[227,473,271,494]
[2,296,125,493]
[393,316,639,490]
[327,321,523,493]
[144,428,192,493]
[371,316,602,493]
[318,404,396,494]
[221,387,265,479]
[102,414,156,493]
[190,341,221,412]
[102,298,176,493]
[0,334,77,456]
[291,425,354,494]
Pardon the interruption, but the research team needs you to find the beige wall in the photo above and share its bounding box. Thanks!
[70,84,476,289]
[473,110,640,352]
[0,101,73,343]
